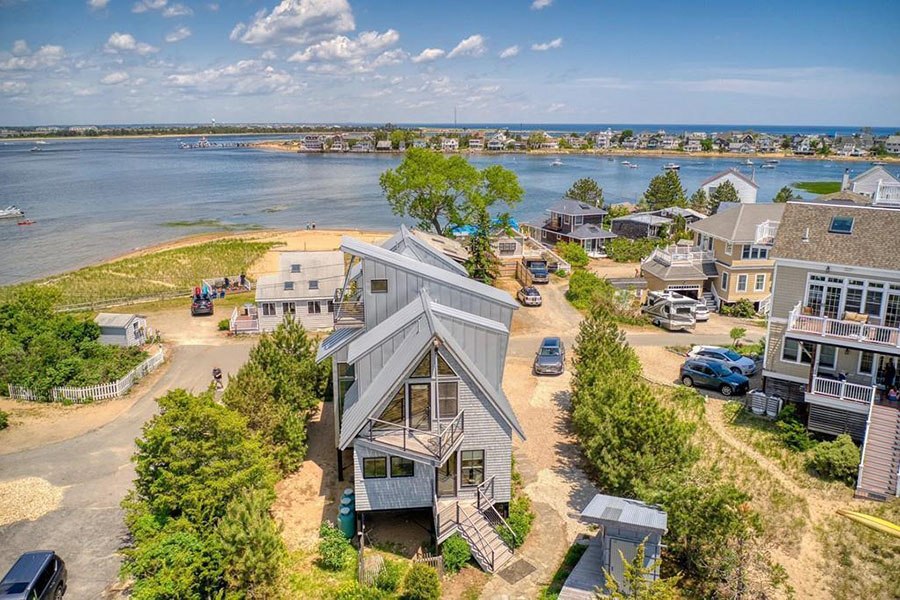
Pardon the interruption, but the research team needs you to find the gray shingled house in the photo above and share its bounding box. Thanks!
[523,198,617,257]
[317,231,525,572]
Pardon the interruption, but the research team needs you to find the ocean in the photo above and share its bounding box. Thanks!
[0,135,896,285]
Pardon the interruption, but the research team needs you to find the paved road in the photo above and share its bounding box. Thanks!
[0,343,252,600]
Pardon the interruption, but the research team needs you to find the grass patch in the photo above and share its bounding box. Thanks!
[792,181,841,194]
[162,219,265,231]
[537,540,590,599]
[0,239,276,308]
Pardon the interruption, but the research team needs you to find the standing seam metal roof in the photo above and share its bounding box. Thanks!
[580,493,668,532]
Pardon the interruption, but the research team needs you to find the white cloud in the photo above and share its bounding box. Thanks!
[166,59,300,95]
[232,0,355,46]
[88,0,110,10]
[499,45,519,59]
[0,80,28,95]
[0,42,66,71]
[261,49,277,60]
[73,87,99,96]
[100,71,130,85]
[162,3,192,17]
[531,0,553,9]
[447,34,485,59]
[288,29,398,62]
[411,48,445,63]
[131,0,166,13]
[370,48,407,68]
[531,37,562,51]
[165,26,191,43]
[104,32,159,55]
[547,102,566,112]
[206,2,219,11]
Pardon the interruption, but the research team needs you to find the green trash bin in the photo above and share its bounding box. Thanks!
[338,506,355,539]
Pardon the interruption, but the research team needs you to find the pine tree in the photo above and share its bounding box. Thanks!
[463,205,501,284]
[604,542,681,599]
[564,177,605,207]
[709,180,739,214]
[689,188,709,214]
[772,186,798,203]
[643,171,687,210]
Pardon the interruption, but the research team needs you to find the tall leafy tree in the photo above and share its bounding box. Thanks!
[564,177,605,207]
[709,180,739,214]
[772,186,799,203]
[689,188,709,215]
[643,171,687,210]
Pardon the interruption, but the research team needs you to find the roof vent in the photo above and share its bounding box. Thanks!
[801,227,810,242]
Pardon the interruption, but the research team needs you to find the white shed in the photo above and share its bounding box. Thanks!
[700,168,759,204]
[94,313,148,347]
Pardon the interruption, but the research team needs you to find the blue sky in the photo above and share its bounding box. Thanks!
[0,0,898,126]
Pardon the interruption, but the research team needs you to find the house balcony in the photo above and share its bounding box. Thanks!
[874,181,900,207]
[229,305,259,334]
[647,245,714,267]
[754,220,780,245]
[805,376,875,413]
[360,411,465,467]
[333,289,364,329]
[786,302,900,352]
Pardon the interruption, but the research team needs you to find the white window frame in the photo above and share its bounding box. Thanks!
[736,274,748,292]
[282,302,296,315]
[754,273,766,292]
[781,339,814,365]
[818,345,837,371]
[724,241,733,256]
[563,215,571,225]
[720,272,729,292]
[283,281,294,291]
[574,215,584,225]
[261,302,276,317]
[858,351,875,376]
[307,301,322,314]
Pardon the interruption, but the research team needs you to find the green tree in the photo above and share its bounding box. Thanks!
[772,186,799,203]
[571,301,642,398]
[780,136,792,150]
[619,129,634,143]
[380,149,522,235]
[401,563,441,600]
[556,241,590,269]
[527,131,546,149]
[216,488,286,597]
[642,171,687,210]
[689,188,709,215]
[807,434,860,484]
[604,542,681,599]
[729,327,747,348]
[700,138,714,152]
[462,205,501,284]
[709,180,739,214]
[564,177,605,207]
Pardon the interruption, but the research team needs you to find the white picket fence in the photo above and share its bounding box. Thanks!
[7,348,165,403]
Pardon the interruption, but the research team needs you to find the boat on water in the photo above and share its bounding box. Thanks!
[743,159,754,165]
[0,205,25,219]
[663,163,680,171]
[35,140,47,145]
[17,219,35,226]
[872,160,887,166]
[550,159,563,167]
[621,160,632,166]
[765,159,779,164]
[628,163,638,169]
[761,163,776,169]
[29,146,42,152]
[607,157,615,161]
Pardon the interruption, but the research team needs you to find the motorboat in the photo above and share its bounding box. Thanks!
[29,146,42,152]
[0,205,25,219]
[628,163,638,169]
[761,163,776,169]
[550,159,563,167]
[872,160,887,166]
[764,159,779,164]
[621,160,632,166]
[17,219,35,226]
[663,163,680,171]
[743,159,754,165]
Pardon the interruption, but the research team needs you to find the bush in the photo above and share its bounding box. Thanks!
[555,241,589,269]
[375,559,405,592]
[218,318,230,331]
[0,409,7,430]
[500,494,536,549]
[554,269,569,278]
[401,563,441,600]
[441,533,471,573]
[807,434,860,484]
[318,521,352,571]
[720,298,757,318]
[335,581,392,600]
[776,404,816,451]
[605,237,663,263]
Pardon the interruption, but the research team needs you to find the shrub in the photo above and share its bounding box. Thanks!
[500,494,536,549]
[335,581,392,600]
[729,327,747,347]
[554,269,569,278]
[720,298,757,318]
[776,404,816,452]
[807,434,860,484]
[605,237,663,263]
[0,409,7,430]
[217,318,230,331]
[318,521,352,571]
[441,534,471,573]
[555,241,589,269]
[401,563,441,600]
[375,559,405,592]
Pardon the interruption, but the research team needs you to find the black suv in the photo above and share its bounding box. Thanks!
[0,551,67,600]
[191,294,214,316]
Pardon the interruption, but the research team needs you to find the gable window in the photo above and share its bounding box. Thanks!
[460,450,485,486]
[412,354,432,378]
[371,279,388,294]
[308,280,319,290]
[308,301,322,314]
[390,457,415,478]
[829,216,854,234]
[261,302,276,316]
[378,388,406,427]
[754,274,766,292]
[724,242,733,256]
[437,354,455,376]
[782,339,813,364]
[291,264,301,273]
[736,274,748,292]
[284,281,294,291]
[282,302,296,315]
[362,457,387,479]
[438,381,459,420]
[721,272,730,292]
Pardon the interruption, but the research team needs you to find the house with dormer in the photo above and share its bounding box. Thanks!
[523,198,616,257]
[316,232,524,572]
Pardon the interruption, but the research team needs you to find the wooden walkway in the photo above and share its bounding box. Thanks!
[559,534,605,600]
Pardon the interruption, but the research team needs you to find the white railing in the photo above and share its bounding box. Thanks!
[7,348,165,403]
[755,220,780,244]
[874,180,900,206]
[810,376,875,405]
[229,306,260,334]
[647,246,714,267]
[787,302,900,348]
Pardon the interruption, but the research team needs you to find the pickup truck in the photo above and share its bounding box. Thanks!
[525,259,549,284]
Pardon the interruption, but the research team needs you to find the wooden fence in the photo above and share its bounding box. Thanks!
[7,348,165,403]
[413,552,445,578]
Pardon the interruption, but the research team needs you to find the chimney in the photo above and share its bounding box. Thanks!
[841,168,850,191]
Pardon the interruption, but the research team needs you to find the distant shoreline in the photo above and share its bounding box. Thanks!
[252,140,899,164]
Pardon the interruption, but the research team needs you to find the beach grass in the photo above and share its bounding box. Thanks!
[792,181,841,194]
[161,219,265,231]
[0,239,277,309]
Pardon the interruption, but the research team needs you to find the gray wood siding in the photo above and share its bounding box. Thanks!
[256,298,334,333]
[98,316,146,346]
[353,444,435,511]
[764,321,812,380]
[354,321,420,395]
[769,264,809,319]
[362,260,513,331]
[436,313,507,385]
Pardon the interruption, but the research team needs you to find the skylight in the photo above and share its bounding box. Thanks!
[828,216,854,234]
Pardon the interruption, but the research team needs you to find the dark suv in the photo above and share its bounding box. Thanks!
[0,552,67,600]
[191,294,214,316]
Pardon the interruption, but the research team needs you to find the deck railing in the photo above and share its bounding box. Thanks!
[755,220,780,244]
[229,306,259,334]
[874,180,900,206]
[787,302,900,348]
[365,411,464,463]
[647,246,714,267]
[809,376,875,405]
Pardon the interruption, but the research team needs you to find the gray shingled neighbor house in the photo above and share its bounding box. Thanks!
[316,230,525,572]
[94,313,147,347]
[523,198,617,257]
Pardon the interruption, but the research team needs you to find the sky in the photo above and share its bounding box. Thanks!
[0,0,898,127]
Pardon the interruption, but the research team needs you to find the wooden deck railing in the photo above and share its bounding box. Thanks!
[787,302,900,348]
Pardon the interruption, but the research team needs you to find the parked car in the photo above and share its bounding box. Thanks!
[680,358,749,397]
[0,551,67,600]
[693,302,710,322]
[525,259,549,284]
[191,294,214,316]
[516,286,542,306]
[688,345,758,376]
[533,337,565,375]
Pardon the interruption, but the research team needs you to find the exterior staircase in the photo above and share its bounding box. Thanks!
[856,402,900,500]
[702,291,717,312]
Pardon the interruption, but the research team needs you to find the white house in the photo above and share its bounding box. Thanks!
[442,137,459,152]
[95,313,148,347]
[242,251,346,333]
[467,137,483,150]
[885,135,900,155]
[700,168,759,204]
[841,166,900,198]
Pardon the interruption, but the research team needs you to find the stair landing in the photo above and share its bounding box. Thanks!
[856,402,900,500]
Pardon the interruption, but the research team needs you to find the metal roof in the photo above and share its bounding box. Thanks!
[316,327,365,363]
[580,494,667,533]
[381,225,469,276]
[94,313,142,328]
[641,259,709,282]
[613,213,671,226]
[341,236,519,308]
